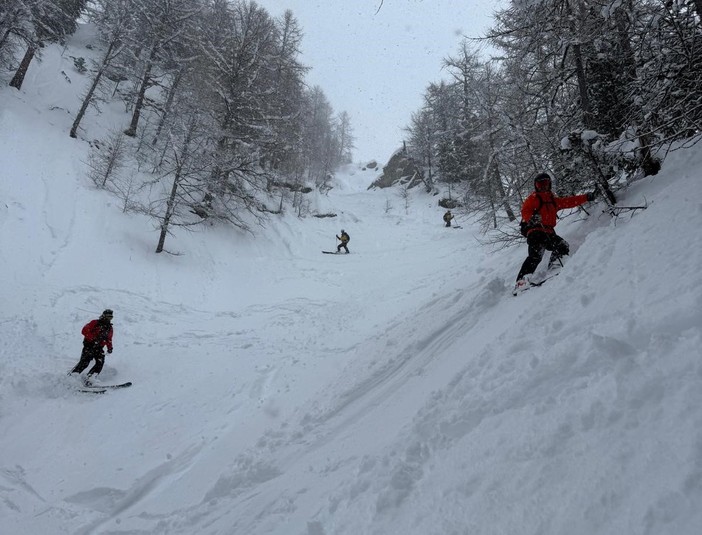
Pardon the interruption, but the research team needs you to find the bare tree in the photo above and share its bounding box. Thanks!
[154,113,201,253]
[86,131,127,188]
[122,0,202,137]
[70,0,135,138]
[335,111,355,164]
[398,182,411,215]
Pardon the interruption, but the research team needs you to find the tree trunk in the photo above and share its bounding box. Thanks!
[583,145,618,205]
[612,2,659,177]
[100,133,125,187]
[571,43,593,129]
[637,134,661,176]
[483,68,515,222]
[155,174,179,253]
[155,117,196,253]
[71,39,120,138]
[70,67,106,138]
[493,161,516,222]
[426,145,433,190]
[124,51,155,137]
[152,67,184,145]
[9,45,37,90]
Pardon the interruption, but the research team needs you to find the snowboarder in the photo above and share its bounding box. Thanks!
[336,229,350,253]
[69,309,114,385]
[514,173,596,293]
[443,210,454,227]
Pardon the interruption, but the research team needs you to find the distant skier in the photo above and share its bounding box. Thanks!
[69,309,114,385]
[443,210,454,227]
[514,172,596,294]
[336,229,350,253]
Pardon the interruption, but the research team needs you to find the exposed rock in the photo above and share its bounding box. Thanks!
[368,150,425,190]
[438,198,462,209]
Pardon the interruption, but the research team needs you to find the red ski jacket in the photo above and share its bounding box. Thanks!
[521,191,589,235]
[82,320,113,351]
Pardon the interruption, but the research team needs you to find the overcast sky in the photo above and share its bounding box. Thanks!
[257,0,501,164]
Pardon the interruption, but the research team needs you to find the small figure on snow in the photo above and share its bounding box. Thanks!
[443,210,454,227]
[514,173,596,293]
[69,309,114,385]
[336,229,350,253]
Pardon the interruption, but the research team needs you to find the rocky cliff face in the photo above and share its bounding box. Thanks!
[368,150,425,190]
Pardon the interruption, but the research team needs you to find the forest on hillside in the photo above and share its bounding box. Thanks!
[1,0,354,249]
[2,1,701,244]
[403,0,701,234]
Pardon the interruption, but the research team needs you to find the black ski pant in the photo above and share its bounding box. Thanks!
[337,243,349,253]
[516,230,570,281]
[71,343,105,376]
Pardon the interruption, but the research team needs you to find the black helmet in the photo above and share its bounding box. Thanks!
[100,309,114,319]
[534,172,552,192]
[341,229,345,233]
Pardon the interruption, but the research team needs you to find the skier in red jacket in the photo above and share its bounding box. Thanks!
[514,173,595,294]
[70,309,114,384]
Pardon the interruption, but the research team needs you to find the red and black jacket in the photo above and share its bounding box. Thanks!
[521,191,588,235]
[82,320,113,351]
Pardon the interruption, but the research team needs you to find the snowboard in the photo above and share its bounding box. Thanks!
[322,251,350,254]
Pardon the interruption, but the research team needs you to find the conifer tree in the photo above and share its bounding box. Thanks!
[9,0,87,90]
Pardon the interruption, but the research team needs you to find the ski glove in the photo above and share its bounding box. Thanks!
[519,221,528,237]
[586,190,597,201]
[107,348,113,354]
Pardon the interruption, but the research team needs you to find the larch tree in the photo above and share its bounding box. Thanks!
[70,0,137,138]
[122,0,203,137]
[266,9,309,178]
[9,0,87,90]
[334,111,355,166]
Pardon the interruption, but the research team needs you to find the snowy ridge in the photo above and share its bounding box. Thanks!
[1,29,702,535]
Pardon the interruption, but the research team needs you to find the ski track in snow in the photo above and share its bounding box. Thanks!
[67,443,207,535]
[141,175,702,535]
[5,170,701,535]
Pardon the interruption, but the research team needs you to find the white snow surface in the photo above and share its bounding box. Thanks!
[1,28,702,535]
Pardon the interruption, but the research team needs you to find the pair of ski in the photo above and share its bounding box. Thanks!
[512,271,559,296]
[79,381,132,394]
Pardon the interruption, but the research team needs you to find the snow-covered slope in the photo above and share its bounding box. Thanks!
[1,29,701,535]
